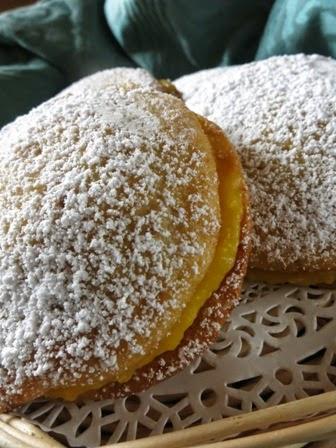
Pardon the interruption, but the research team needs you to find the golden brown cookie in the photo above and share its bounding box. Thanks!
[0,70,250,411]
[175,54,336,285]
[63,67,180,97]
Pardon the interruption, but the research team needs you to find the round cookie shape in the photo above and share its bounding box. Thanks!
[175,54,336,284]
[0,71,250,410]
[62,67,180,97]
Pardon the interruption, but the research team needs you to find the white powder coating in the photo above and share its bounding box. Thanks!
[62,67,164,96]
[0,78,221,401]
[175,54,336,272]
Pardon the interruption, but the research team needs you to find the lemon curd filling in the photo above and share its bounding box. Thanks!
[47,140,244,401]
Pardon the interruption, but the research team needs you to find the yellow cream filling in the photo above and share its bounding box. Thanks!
[47,146,243,401]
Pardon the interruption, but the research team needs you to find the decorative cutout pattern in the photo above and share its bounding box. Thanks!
[17,283,336,447]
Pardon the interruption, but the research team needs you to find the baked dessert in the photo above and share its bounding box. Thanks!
[175,54,336,285]
[62,67,181,97]
[0,69,250,411]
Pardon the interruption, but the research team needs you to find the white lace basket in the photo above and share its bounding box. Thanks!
[1,282,336,448]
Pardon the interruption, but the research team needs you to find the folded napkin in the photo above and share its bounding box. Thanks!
[0,0,335,127]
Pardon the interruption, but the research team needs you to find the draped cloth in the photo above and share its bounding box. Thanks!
[0,0,335,127]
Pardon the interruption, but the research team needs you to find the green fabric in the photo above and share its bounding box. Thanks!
[257,0,336,59]
[0,0,134,126]
[0,0,336,128]
[105,0,273,78]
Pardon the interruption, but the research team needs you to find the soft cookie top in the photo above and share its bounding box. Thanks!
[0,80,221,406]
[175,54,336,278]
[63,67,180,97]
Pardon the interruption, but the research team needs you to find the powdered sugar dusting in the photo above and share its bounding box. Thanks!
[0,77,220,403]
[175,54,336,272]
[62,68,164,96]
